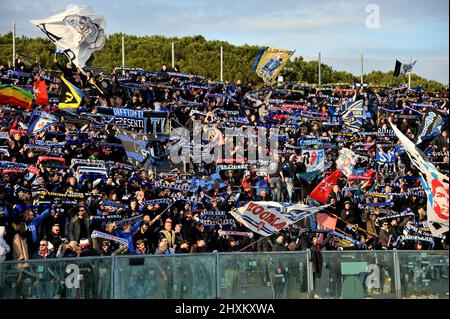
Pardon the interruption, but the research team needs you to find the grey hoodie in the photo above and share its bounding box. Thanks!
[0,226,11,261]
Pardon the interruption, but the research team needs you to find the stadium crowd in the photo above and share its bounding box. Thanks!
[0,56,449,266]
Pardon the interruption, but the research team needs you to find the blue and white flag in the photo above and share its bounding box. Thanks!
[27,110,59,136]
[191,172,228,192]
[116,127,151,167]
[390,121,449,235]
[340,99,369,132]
[376,148,397,163]
[415,110,445,146]
[231,201,328,237]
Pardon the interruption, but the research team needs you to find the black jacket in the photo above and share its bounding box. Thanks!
[310,245,323,279]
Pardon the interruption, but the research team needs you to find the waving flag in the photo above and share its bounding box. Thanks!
[27,110,59,136]
[394,60,417,77]
[116,127,151,167]
[59,75,89,112]
[340,99,368,132]
[32,80,49,106]
[0,84,33,110]
[301,149,325,172]
[253,47,294,84]
[336,148,357,177]
[390,121,449,235]
[192,173,228,192]
[30,5,106,70]
[375,148,397,163]
[415,110,445,146]
[231,201,328,237]
[309,169,344,204]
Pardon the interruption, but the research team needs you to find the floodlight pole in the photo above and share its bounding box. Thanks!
[361,53,364,85]
[121,35,125,75]
[220,46,223,82]
[12,21,16,70]
[171,42,175,69]
[318,52,321,85]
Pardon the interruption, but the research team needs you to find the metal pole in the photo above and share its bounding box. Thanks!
[121,36,125,75]
[393,250,402,299]
[220,46,223,82]
[408,56,412,89]
[306,249,314,299]
[171,42,175,69]
[111,256,116,299]
[318,52,321,85]
[12,21,16,70]
[215,251,220,299]
[361,53,364,85]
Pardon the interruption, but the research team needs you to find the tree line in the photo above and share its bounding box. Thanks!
[0,32,447,92]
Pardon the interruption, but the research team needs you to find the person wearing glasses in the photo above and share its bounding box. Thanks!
[378,220,393,249]
[31,239,56,298]
[32,239,55,259]
[68,205,91,244]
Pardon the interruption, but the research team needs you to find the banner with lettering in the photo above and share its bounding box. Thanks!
[231,201,327,237]
[96,107,168,134]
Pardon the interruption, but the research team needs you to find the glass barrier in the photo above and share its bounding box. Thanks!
[217,252,309,299]
[113,254,216,299]
[0,257,113,299]
[397,251,449,299]
[0,251,448,299]
[313,251,397,299]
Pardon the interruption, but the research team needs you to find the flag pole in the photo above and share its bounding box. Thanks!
[318,52,321,86]
[12,21,16,70]
[238,233,274,252]
[220,46,223,82]
[360,53,364,85]
[121,35,125,76]
[408,56,412,89]
[171,42,175,69]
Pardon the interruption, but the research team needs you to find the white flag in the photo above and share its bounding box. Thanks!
[31,5,106,70]
[231,201,327,237]
[390,121,449,235]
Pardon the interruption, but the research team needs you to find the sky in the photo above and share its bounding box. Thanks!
[0,0,448,83]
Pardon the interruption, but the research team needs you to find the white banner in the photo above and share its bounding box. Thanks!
[31,5,106,70]
[390,122,449,235]
[231,201,327,237]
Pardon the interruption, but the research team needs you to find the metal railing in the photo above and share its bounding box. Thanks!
[0,250,448,299]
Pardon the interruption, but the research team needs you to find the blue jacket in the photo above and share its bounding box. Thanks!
[116,221,141,253]
[26,209,50,245]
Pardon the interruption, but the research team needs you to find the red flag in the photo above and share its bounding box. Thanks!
[33,80,49,106]
[316,213,338,231]
[316,213,338,246]
[310,169,343,204]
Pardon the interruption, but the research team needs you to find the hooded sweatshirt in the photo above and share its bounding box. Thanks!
[0,226,11,261]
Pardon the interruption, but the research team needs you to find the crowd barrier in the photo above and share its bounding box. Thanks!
[0,250,448,299]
